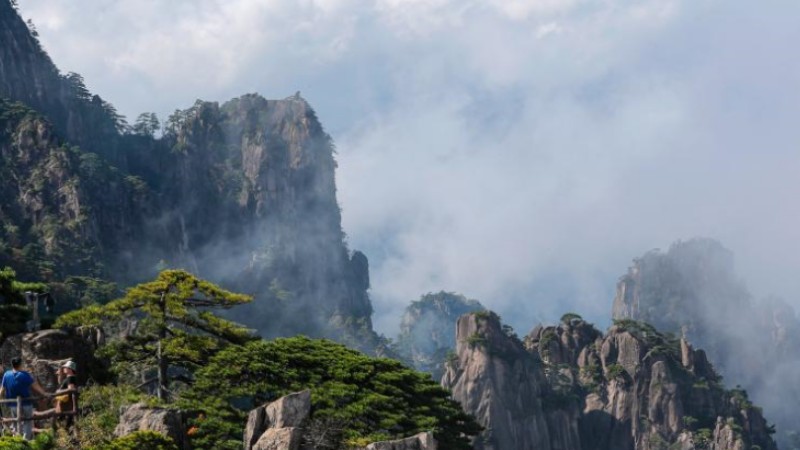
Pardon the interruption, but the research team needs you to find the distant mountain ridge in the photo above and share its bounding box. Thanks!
[612,238,800,447]
[396,291,486,378]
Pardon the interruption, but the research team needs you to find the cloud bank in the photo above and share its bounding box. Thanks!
[18,0,800,335]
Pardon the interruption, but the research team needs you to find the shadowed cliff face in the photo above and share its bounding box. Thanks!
[0,99,149,280]
[150,95,377,344]
[443,312,777,450]
[612,238,800,445]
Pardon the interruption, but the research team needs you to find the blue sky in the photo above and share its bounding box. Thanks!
[18,0,800,335]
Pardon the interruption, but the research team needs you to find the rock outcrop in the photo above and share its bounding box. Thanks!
[442,312,777,450]
[115,403,188,450]
[362,432,437,450]
[244,390,311,450]
[396,292,485,378]
[441,311,577,450]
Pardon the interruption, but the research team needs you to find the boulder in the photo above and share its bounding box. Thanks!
[244,390,311,450]
[266,389,311,428]
[115,403,187,450]
[253,427,302,450]
[244,403,268,450]
[364,432,437,450]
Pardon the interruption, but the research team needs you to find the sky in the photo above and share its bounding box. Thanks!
[17,0,800,336]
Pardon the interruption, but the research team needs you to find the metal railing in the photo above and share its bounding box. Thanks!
[0,389,78,437]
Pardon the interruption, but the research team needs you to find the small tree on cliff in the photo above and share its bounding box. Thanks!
[0,266,47,339]
[56,270,254,401]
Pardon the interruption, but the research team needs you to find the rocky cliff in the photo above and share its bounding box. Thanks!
[396,292,485,378]
[0,0,381,350]
[442,312,778,450]
[612,238,800,446]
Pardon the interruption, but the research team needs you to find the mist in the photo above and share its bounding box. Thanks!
[16,0,800,356]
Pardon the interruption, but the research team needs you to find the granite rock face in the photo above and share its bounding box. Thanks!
[441,312,574,450]
[253,428,302,450]
[115,403,188,450]
[362,432,437,450]
[442,312,777,450]
[244,390,311,450]
[265,390,312,429]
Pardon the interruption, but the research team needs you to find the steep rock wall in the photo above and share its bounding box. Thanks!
[443,312,777,450]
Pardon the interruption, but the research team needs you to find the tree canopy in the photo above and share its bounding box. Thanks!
[56,270,254,400]
[180,336,481,450]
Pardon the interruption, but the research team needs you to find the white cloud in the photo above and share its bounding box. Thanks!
[16,0,800,337]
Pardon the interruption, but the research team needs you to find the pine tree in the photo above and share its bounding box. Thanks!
[133,112,161,137]
[55,270,254,401]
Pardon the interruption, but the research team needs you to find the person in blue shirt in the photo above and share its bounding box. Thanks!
[0,357,47,440]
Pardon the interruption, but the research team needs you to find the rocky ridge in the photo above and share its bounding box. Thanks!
[612,239,800,445]
[442,311,777,450]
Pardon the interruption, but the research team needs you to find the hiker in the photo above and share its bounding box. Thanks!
[54,361,78,427]
[0,357,47,440]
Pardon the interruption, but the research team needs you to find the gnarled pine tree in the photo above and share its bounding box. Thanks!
[56,270,254,400]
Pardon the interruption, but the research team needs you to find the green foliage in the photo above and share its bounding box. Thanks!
[465,332,488,348]
[445,350,459,363]
[55,270,254,399]
[132,113,161,137]
[614,319,681,362]
[90,431,178,450]
[648,433,670,450]
[63,384,148,449]
[0,432,55,450]
[605,363,626,380]
[473,310,497,321]
[729,385,753,410]
[180,337,481,450]
[60,276,119,307]
[694,428,713,450]
[683,415,699,430]
[538,328,557,358]
[560,312,583,325]
[579,363,603,393]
